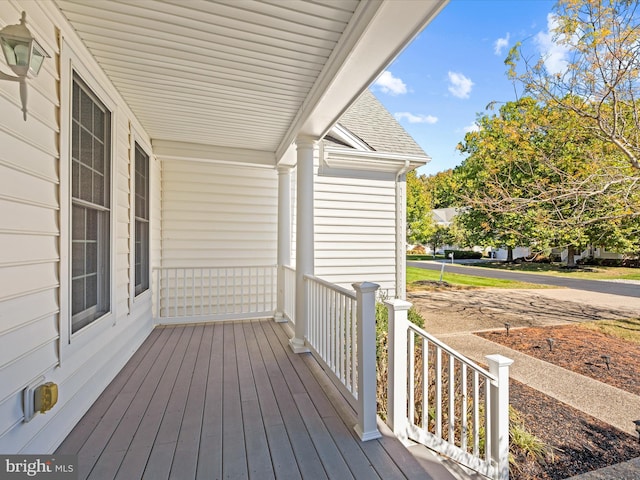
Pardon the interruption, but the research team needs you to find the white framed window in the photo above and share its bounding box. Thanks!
[70,74,112,333]
[134,143,150,296]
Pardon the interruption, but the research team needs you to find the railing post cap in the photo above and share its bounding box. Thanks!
[485,354,514,367]
[383,298,412,310]
[351,281,380,293]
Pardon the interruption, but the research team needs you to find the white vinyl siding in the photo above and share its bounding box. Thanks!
[0,1,155,453]
[0,0,61,448]
[314,173,397,297]
[161,160,278,267]
[160,160,278,319]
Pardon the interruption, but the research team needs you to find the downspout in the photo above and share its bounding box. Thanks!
[395,160,411,300]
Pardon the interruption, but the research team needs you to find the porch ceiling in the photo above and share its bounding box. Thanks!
[54,0,447,165]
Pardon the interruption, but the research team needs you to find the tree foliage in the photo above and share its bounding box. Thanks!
[457,97,640,264]
[406,170,436,245]
[507,0,640,170]
[423,169,460,209]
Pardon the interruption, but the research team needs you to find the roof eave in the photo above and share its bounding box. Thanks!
[276,0,449,162]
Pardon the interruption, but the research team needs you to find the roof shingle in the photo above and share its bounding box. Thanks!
[337,89,429,159]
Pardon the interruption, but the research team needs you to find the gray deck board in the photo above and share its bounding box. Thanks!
[170,324,211,479]
[234,322,275,480]
[252,321,328,480]
[195,323,223,480]
[221,323,248,480]
[246,322,301,480]
[57,320,435,480]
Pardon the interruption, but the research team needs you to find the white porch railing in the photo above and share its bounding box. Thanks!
[154,265,277,324]
[305,275,380,441]
[386,299,512,480]
[282,265,296,325]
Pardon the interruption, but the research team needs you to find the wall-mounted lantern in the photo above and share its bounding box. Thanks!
[0,11,49,120]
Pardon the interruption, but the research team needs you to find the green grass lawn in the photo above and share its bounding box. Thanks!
[472,261,640,280]
[406,266,547,289]
[582,319,640,345]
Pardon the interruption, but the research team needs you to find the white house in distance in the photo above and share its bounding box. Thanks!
[0,2,513,479]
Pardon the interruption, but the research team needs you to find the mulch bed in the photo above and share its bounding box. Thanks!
[477,324,640,479]
[477,324,640,395]
[510,380,640,480]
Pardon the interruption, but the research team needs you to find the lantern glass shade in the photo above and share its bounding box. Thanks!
[1,37,31,69]
[0,12,49,78]
[28,41,47,76]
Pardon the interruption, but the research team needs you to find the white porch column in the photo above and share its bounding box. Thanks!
[290,136,316,353]
[275,166,292,323]
[354,281,381,441]
[385,298,412,444]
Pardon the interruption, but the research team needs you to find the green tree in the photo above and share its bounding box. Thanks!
[458,97,640,266]
[423,169,460,208]
[507,0,640,170]
[406,170,436,245]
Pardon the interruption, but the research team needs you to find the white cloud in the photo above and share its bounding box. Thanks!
[534,13,570,74]
[494,32,510,56]
[394,112,438,124]
[373,70,407,95]
[447,71,474,99]
[463,122,480,133]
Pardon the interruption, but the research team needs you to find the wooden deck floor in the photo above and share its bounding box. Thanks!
[56,320,437,480]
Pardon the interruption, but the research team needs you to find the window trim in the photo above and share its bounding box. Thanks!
[71,74,112,333]
[129,131,152,307]
[59,39,118,363]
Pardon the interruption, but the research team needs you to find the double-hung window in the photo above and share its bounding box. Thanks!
[71,75,111,333]
[134,143,150,295]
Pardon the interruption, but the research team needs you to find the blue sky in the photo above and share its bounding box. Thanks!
[370,0,558,176]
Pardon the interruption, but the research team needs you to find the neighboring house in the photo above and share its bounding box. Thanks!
[0,3,511,480]
[432,207,459,227]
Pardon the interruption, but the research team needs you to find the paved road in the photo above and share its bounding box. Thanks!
[407,260,640,298]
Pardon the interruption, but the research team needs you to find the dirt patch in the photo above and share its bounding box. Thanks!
[407,287,640,479]
[408,288,638,335]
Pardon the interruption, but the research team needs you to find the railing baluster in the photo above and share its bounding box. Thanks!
[448,355,455,442]
[191,268,195,316]
[174,268,178,317]
[484,378,491,461]
[461,363,468,452]
[208,268,212,315]
[182,268,186,316]
[340,294,346,382]
[473,370,479,456]
[408,331,415,425]
[422,337,428,430]
[351,297,357,393]
[435,346,442,439]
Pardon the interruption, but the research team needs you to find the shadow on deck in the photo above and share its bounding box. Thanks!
[56,320,442,479]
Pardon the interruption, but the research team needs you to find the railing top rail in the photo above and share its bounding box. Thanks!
[283,265,296,272]
[154,265,277,271]
[303,273,356,300]
[407,322,497,382]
